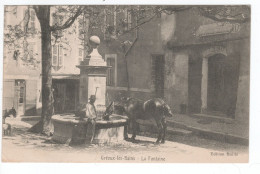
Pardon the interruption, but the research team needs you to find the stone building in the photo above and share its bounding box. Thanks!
[3,6,84,115]
[96,7,250,126]
[166,8,250,125]
[3,6,250,128]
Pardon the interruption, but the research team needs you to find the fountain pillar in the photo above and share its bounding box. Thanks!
[77,36,110,118]
[51,36,128,145]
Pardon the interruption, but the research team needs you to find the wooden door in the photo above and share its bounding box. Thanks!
[207,54,239,117]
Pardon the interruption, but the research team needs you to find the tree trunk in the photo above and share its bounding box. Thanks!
[29,6,53,135]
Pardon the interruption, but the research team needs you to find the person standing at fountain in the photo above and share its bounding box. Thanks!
[85,95,97,143]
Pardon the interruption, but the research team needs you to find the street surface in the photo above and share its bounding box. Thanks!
[2,118,248,163]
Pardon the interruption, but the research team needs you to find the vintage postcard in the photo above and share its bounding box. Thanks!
[1,4,250,163]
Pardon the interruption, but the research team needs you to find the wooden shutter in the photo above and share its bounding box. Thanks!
[30,10,36,30]
[52,45,58,66]
[23,9,29,31]
[28,43,34,59]
[58,45,63,66]
[127,10,132,29]
[107,57,115,86]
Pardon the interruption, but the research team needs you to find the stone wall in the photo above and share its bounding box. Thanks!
[235,38,250,124]
[164,50,189,113]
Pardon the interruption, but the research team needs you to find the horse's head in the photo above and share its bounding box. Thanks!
[102,101,126,120]
[163,104,173,117]
[103,102,114,120]
[113,101,126,115]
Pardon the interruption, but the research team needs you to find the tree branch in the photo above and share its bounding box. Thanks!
[120,6,191,36]
[50,6,84,31]
[198,7,250,23]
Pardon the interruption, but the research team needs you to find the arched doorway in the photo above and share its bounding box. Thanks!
[207,53,239,117]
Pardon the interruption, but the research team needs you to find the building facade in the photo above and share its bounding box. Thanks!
[96,7,250,126]
[3,6,250,128]
[3,6,84,115]
[166,8,250,125]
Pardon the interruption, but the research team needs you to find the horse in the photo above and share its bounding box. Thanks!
[105,97,173,144]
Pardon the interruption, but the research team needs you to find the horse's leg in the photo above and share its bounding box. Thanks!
[161,117,167,144]
[131,120,137,141]
[124,121,129,140]
[155,119,163,144]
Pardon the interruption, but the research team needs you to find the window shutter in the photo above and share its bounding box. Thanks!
[58,45,63,66]
[30,10,36,30]
[124,9,128,31]
[106,57,116,86]
[107,8,114,27]
[127,10,132,29]
[24,9,29,31]
[113,7,117,30]
[52,45,58,66]
[28,44,34,60]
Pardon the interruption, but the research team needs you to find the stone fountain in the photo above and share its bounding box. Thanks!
[51,36,128,145]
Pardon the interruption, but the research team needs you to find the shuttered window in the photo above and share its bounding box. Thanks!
[30,10,36,30]
[104,6,116,40]
[28,43,34,59]
[52,45,58,66]
[106,54,117,86]
[78,48,83,64]
[124,9,132,30]
[52,44,63,67]
[58,45,63,66]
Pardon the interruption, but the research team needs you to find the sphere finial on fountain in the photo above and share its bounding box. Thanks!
[89,36,100,48]
[88,36,106,66]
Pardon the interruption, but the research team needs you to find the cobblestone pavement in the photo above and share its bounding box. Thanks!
[2,119,248,163]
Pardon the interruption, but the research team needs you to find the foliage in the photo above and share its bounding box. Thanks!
[4,5,250,64]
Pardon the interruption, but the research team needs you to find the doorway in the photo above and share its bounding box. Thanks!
[151,55,165,98]
[53,79,78,113]
[14,80,26,116]
[207,54,239,117]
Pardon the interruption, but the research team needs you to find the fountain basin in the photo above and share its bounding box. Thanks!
[51,114,128,145]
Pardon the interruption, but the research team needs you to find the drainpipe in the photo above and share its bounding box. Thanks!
[124,17,139,92]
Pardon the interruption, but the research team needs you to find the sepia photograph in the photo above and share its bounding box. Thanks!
[1,4,251,163]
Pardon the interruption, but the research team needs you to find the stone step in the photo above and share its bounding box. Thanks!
[191,113,234,124]
[167,127,193,136]
[19,116,41,121]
